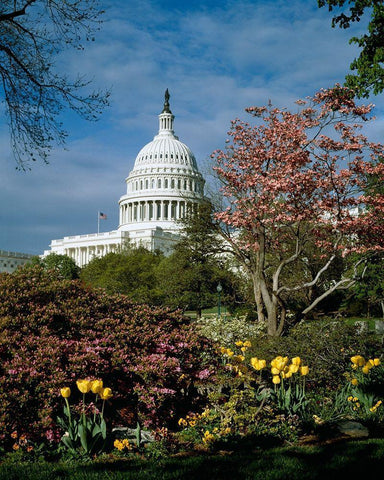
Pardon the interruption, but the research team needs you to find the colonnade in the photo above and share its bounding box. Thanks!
[119,199,198,225]
[65,243,118,267]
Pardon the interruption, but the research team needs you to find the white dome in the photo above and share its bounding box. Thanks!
[118,90,205,235]
[133,135,199,172]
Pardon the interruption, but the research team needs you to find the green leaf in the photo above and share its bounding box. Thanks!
[78,424,89,453]
[61,434,76,452]
[100,418,107,439]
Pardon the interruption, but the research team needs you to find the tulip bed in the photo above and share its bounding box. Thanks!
[0,265,384,467]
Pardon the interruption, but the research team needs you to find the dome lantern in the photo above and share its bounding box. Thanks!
[158,88,175,137]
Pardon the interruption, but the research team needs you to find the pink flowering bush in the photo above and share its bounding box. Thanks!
[0,266,217,449]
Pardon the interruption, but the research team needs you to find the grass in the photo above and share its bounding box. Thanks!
[1,438,384,480]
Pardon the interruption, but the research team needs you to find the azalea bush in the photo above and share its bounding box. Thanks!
[0,266,218,450]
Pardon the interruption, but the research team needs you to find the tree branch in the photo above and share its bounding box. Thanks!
[301,256,366,315]
[0,1,36,22]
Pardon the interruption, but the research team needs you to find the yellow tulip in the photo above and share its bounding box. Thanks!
[351,355,365,367]
[351,378,358,386]
[300,366,309,376]
[100,387,113,400]
[91,379,103,394]
[243,341,252,348]
[272,375,281,384]
[289,364,299,374]
[76,379,92,394]
[60,387,71,398]
[291,357,301,366]
[234,355,245,362]
[271,367,280,375]
[235,341,243,347]
[270,356,282,368]
[257,359,266,370]
[374,358,381,366]
[250,357,259,368]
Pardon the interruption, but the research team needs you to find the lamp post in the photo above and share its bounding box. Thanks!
[217,282,222,318]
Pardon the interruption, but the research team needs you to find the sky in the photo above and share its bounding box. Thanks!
[1,0,383,255]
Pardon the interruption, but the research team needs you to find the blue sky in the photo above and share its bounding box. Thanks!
[1,0,383,255]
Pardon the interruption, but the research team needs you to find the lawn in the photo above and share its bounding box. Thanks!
[1,438,384,480]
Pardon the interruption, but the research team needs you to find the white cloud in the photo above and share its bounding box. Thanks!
[2,0,384,255]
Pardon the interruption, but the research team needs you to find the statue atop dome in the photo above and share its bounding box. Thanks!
[162,88,172,114]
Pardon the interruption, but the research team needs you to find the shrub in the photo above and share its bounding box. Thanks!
[0,266,217,449]
[248,319,382,392]
[196,314,266,347]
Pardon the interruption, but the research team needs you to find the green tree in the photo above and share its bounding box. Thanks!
[80,246,164,304]
[0,1,109,169]
[318,0,384,97]
[29,252,80,279]
[351,255,384,318]
[156,202,245,317]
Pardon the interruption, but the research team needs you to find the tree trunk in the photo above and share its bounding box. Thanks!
[252,274,265,324]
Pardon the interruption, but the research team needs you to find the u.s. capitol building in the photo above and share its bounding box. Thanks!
[45,91,205,267]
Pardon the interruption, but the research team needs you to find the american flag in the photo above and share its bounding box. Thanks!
[99,212,107,219]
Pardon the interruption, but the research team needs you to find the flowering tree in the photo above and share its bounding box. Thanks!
[212,86,384,336]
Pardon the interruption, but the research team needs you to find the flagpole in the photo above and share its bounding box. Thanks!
[97,211,100,235]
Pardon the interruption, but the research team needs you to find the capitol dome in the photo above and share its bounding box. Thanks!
[46,90,206,264]
[118,90,205,237]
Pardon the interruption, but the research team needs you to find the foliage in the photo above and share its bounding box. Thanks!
[346,354,384,418]
[29,253,80,280]
[0,265,217,449]
[248,319,382,391]
[80,247,164,304]
[212,86,384,336]
[175,342,310,447]
[156,202,240,317]
[0,1,109,169]
[318,0,384,97]
[350,253,384,318]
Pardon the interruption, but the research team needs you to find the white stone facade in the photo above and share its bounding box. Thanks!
[45,91,205,267]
